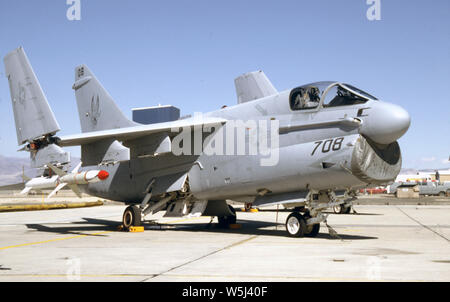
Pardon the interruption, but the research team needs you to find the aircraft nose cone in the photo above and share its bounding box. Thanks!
[360,102,410,145]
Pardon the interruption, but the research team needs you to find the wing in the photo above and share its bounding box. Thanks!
[58,116,227,147]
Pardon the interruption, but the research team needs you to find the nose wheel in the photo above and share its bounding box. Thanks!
[285,211,321,238]
[286,212,307,237]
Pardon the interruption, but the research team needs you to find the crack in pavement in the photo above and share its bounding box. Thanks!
[395,207,449,243]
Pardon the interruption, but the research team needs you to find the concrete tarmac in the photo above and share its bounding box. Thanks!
[0,202,449,282]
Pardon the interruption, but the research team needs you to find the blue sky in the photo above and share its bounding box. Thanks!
[0,0,449,169]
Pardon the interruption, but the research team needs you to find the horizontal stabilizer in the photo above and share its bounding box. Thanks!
[30,144,70,168]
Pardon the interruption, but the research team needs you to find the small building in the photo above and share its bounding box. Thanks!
[396,183,420,198]
[132,105,180,125]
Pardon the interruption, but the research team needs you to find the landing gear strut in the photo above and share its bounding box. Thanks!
[303,212,321,237]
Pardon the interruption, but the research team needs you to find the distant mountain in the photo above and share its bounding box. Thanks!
[0,155,35,186]
[418,168,450,173]
[400,168,419,175]
[0,154,80,186]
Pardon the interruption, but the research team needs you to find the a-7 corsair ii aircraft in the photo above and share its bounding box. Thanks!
[4,47,410,237]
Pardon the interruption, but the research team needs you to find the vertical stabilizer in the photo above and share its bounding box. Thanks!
[72,65,137,132]
[4,47,61,145]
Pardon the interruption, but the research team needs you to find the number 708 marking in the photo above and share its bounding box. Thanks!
[311,137,344,156]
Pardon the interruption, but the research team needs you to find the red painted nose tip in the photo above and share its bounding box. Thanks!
[97,170,109,180]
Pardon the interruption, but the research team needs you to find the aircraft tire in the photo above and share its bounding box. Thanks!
[343,205,351,214]
[306,224,320,237]
[218,205,237,227]
[303,213,320,237]
[285,212,306,237]
[123,205,142,230]
[333,204,351,214]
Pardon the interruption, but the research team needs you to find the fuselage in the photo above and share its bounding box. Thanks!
[81,82,410,204]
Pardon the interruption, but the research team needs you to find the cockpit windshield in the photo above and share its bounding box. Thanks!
[289,82,377,110]
[342,83,378,100]
[289,81,332,110]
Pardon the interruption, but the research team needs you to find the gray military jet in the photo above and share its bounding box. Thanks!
[4,47,410,237]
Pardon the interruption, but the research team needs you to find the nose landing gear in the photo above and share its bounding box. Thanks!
[285,211,322,238]
[286,212,307,237]
[284,190,352,238]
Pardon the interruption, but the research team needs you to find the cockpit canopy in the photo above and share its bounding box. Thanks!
[289,81,378,111]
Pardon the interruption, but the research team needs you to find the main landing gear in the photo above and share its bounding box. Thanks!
[285,190,350,238]
[121,179,179,231]
[122,205,142,230]
[217,205,237,228]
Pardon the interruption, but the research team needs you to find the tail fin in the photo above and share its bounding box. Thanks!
[4,47,61,145]
[72,64,137,132]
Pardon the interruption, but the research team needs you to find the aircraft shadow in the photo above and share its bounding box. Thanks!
[149,219,378,240]
[25,217,119,236]
[243,208,383,216]
[339,212,383,216]
[25,217,377,240]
